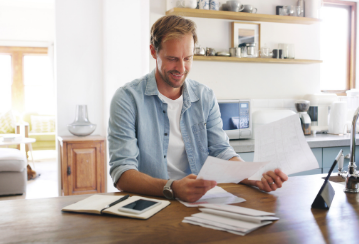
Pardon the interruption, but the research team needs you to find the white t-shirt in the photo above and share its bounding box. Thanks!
[158,92,190,180]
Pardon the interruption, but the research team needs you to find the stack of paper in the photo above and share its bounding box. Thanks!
[183,204,279,236]
[177,186,245,207]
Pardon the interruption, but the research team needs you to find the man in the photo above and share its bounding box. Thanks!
[108,15,288,203]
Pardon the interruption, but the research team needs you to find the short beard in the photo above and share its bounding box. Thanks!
[159,70,188,89]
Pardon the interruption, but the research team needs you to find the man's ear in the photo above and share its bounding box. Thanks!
[150,45,157,59]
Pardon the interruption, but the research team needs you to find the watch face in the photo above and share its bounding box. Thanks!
[163,188,173,199]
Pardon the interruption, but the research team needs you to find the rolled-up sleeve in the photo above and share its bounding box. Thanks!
[108,88,139,186]
[206,90,242,161]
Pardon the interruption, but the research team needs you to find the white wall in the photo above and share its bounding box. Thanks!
[151,0,322,99]
[56,0,150,192]
[0,0,54,45]
[103,0,149,192]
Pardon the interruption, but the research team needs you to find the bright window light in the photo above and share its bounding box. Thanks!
[24,55,55,114]
[320,5,350,90]
[0,54,12,113]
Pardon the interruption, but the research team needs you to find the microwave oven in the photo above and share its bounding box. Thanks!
[218,99,252,139]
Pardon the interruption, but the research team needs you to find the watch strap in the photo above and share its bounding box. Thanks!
[163,179,175,199]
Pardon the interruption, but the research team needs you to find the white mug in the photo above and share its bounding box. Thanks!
[209,0,219,11]
[199,0,209,10]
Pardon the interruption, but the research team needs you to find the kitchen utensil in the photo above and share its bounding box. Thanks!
[183,0,197,8]
[297,0,305,17]
[242,5,257,13]
[288,44,295,59]
[229,47,237,57]
[279,6,288,16]
[206,47,216,56]
[236,47,242,58]
[209,0,220,10]
[199,0,209,9]
[288,6,296,16]
[328,101,347,135]
[216,51,230,57]
[194,47,206,56]
[245,43,257,57]
[226,1,244,12]
[295,100,311,135]
[259,47,271,58]
[304,93,338,134]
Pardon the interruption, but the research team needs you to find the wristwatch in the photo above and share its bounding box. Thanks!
[163,179,175,200]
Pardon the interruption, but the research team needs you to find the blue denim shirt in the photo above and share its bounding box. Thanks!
[108,70,239,185]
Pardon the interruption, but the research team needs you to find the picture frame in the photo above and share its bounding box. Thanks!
[231,22,261,50]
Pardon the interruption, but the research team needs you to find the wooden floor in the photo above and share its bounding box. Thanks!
[0,150,58,201]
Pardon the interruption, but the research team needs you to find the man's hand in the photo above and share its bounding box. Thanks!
[172,174,217,203]
[241,169,288,192]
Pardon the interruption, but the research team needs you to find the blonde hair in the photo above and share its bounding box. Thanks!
[151,15,198,52]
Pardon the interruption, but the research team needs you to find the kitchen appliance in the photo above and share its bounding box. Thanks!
[295,100,311,135]
[218,100,252,139]
[304,93,338,134]
[252,110,296,138]
[328,101,347,134]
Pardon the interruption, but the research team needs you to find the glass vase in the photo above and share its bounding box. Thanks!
[67,105,96,136]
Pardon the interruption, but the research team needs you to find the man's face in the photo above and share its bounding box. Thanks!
[151,33,194,90]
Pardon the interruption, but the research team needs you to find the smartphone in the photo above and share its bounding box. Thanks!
[118,199,162,215]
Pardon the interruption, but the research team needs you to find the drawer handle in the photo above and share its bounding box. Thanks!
[67,166,71,176]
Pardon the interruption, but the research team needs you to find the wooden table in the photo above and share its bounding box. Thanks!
[1,175,358,243]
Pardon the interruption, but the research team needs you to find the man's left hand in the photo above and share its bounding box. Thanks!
[241,169,288,192]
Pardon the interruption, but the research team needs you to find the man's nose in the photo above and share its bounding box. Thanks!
[176,60,185,73]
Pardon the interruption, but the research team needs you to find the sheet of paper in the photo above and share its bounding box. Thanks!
[191,212,272,230]
[199,208,279,224]
[183,216,247,235]
[197,156,269,183]
[182,217,246,236]
[198,203,275,216]
[249,114,319,180]
[177,186,245,207]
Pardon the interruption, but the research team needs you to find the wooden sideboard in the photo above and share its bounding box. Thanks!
[58,136,106,196]
[1,175,358,243]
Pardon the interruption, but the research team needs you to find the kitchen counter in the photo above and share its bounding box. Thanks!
[230,133,359,153]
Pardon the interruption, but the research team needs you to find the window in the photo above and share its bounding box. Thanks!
[320,0,356,94]
[0,46,54,114]
[0,54,12,112]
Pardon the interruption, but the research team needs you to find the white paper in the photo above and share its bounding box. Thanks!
[191,212,272,230]
[199,208,279,224]
[182,217,246,236]
[198,203,275,217]
[197,156,270,183]
[249,114,319,180]
[177,186,245,207]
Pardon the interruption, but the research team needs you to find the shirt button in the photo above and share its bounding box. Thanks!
[164,155,166,158]
[163,111,166,113]
[164,133,168,136]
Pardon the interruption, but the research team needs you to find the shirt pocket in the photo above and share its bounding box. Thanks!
[191,121,209,155]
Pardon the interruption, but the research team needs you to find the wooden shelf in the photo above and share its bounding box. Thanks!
[193,56,322,64]
[166,8,321,25]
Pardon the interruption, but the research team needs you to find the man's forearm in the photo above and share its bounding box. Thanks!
[116,169,167,197]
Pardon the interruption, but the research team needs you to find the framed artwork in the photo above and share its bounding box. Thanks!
[231,22,261,50]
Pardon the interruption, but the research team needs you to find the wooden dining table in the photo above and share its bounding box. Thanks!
[1,174,358,244]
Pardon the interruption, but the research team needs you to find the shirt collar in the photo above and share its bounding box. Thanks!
[145,69,199,103]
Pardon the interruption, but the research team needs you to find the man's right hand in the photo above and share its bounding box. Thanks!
[171,174,217,203]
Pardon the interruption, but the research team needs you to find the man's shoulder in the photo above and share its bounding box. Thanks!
[113,73,150,98]
[186,78,214,98]
[186,78,212,91]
